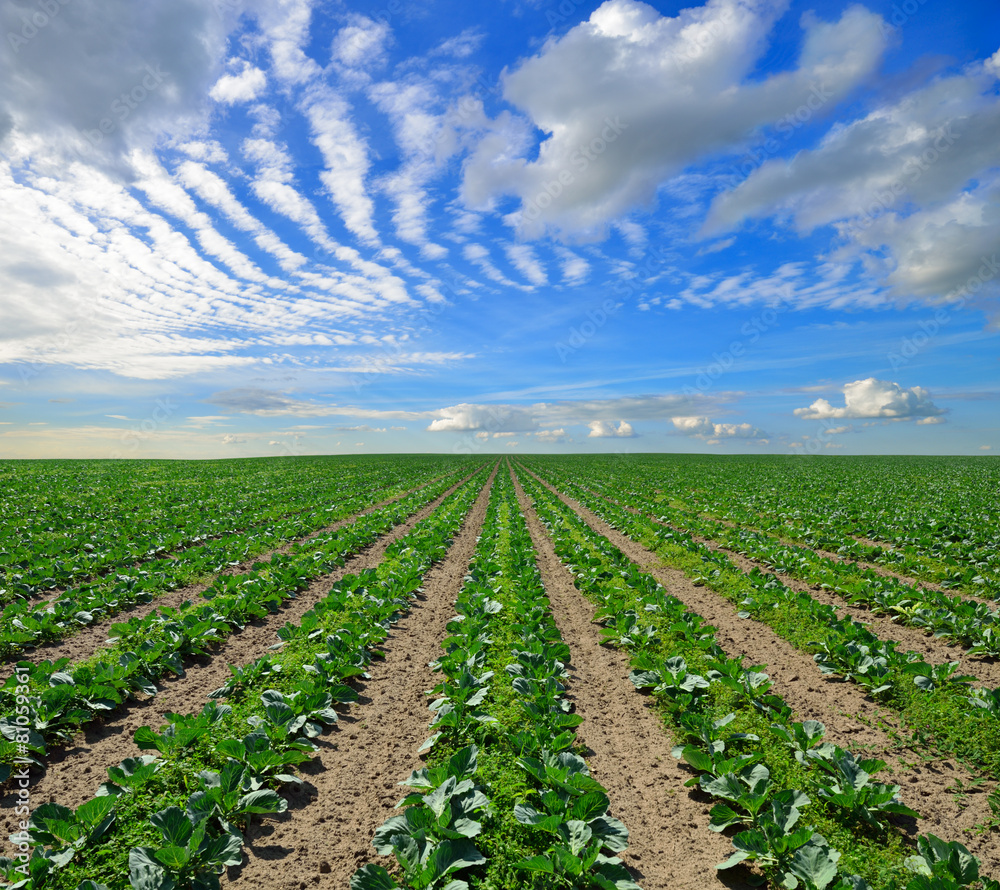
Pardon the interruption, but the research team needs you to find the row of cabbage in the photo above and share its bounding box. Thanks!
[515,466,995,890]
[525,466,1000,781]
[545,466,1000,654]
[0,466,489,890]
[535,456,999,597]
[0,457,466,599]
[0,465,471,659]
[353,467,641,890]
[0,467,485,779]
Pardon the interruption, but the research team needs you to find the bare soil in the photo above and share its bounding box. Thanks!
[222,463,497,889]
[519,467,1000,874]
[0,471,480,833]
[690,532,1000,688]
[0,473,468,683]
[510,468,753,890]
[605,489,1000,683]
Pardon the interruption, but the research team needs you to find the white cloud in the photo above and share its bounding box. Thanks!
[535,428,567,443]
[427,403,540,433]
[463,243,522,289]
[210,63,267,104]
[671,415,766,439]
[981,444,993,450]
[705,54,1000,309]
[794,378,945,420]
[301,85,379,245]
[332,16,392,71]
[222,433,246,444]
[462,0,885,239]
[505,244,548,287]
[253,0,322,85]
[368,76,450,257]
[916,416,946,425]
[554,247,591,285]
[587,420,635,438]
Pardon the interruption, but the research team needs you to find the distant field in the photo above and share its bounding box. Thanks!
[1,455,998,890]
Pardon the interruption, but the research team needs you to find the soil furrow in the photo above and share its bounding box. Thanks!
[222,463,498,889]
[684,504,991,605]
[0,471,468,681]
[521,468,1000,873]
[597,490,1000,682]
[690,533,1000,687]
[10,470,457,606]
[0,471,480,832]
[510,469,751,890]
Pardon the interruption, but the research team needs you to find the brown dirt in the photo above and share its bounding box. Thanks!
[0,472,468,683]
[510,468,753,890]
[223,463,498,889]
[0,470,483,832]
[689,535,1000,689]
[602,488,1000,681]
[518,467,1000,874]
[812,544,998,607]
[635,489,994,604]
[11,471,458,608]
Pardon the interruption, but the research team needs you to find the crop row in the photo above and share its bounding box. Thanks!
[537,456,1000,597]
[523,465,1000,781]
[0,466,485,777]
[515,466,996,890]
[0,464,490,890]
[0,464,471,659]
[0,457,466,596]
[353,465,640,889]
[544,468,1000,653]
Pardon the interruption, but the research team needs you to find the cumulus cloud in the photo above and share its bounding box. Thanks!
[671,416,767,439]
[207,391,727,435]
[210,62,267,104]
[535,428,568,443]
[0,0,234,164]
[587,420,635,438]
[426,403,539,433]
[705,54,1000,309]
[794,378,945,420]
[462,0,885,239]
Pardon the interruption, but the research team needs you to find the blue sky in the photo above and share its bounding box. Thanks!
[0,0,997,458]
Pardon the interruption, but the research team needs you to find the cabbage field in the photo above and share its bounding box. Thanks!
[1,455,998,890]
